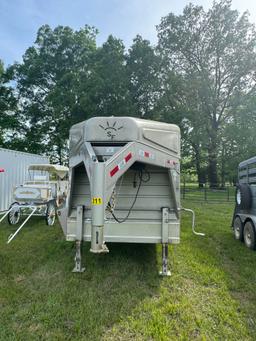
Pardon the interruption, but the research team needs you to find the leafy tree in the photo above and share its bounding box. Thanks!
[153,69,209,185]
[157,0,256,186]
[12,29,136,162]
[85,35,132,117]
[219,93,256,185]
[126,35,160,118]
[0,60,18,148]
[12,25,98,163]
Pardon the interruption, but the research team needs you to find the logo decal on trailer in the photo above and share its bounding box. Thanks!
[99,121,124,140]
[110,152,132,177]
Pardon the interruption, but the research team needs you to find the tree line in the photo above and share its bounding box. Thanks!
[1,0,256,187]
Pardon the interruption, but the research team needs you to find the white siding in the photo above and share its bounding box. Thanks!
[0,148,49,211]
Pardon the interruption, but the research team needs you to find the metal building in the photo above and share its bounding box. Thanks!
[0,148,49,212]
[58,116,181,275]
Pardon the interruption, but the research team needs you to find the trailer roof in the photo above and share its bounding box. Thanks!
[0,147,48,159]
[239,156,256,168]
[70,116,180,157]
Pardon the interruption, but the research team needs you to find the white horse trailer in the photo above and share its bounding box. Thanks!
[59,116,186,275]
[0,148,49,212]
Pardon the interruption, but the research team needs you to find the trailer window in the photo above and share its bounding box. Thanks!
[248,163,256,170]
[238,166,247,180]
[248,163,256,183]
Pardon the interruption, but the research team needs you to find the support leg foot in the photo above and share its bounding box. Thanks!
[159,244,171,276]
[72,240,85,273]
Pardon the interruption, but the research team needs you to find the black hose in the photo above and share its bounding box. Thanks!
[110,168,150,223]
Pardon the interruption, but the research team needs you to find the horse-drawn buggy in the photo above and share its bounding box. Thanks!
[0,164,68,243]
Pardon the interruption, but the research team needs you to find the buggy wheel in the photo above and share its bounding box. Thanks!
[46,202,56,226]
[243,221,256,250]
[233,216,243,241]
[7,203,21,225]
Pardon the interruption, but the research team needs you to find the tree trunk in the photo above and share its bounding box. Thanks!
[220,143,226,188]
[192,143,205,187]
[57,143,62,165]
[208,132,218,188]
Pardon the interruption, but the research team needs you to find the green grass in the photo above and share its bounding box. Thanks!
[0,201,256,340]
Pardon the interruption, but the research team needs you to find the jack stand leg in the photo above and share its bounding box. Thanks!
[72,240,85,273]
[159,243,171,276]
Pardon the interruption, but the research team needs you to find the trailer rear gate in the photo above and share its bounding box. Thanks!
[67,163,179,244]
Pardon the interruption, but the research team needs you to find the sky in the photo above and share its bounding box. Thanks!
[1,0,256,66]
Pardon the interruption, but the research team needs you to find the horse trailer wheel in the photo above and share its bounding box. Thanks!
[233,216,243,241]
[7,203,21,225]
[243,221,256,250]
[46,202,56,226]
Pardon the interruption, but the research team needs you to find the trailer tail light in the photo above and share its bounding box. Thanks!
[167,160,178,167]
[0,168,4,173]
[139,150,155,160]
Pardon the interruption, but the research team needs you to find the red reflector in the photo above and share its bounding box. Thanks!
[144,152,149,158]
[0,168,4,173]
[110,165,119,177]
[125,152,132,163]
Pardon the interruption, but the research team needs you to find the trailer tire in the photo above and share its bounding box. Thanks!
[233,216,243,241]
[236,184,252,209]
[7,203,21,225]
[46,202,56,226]
[243,221,256,250]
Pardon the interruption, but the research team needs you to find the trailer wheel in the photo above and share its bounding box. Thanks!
[233,216,243,241]
[243,221,256,250]
[8,203,21,225]
[46,202,56,226]
[236,184,252,209]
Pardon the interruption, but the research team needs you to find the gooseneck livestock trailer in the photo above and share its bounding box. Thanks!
[58,116,182,275]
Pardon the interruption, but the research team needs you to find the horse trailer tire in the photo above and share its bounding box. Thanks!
[233,216,243,241]
[243,221,256,250]
[236,184,252,210]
